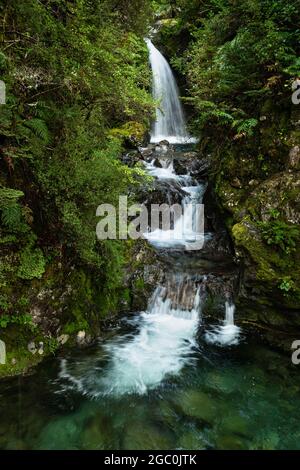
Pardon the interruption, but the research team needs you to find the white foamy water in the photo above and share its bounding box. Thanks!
[143,157,191,184]
[144,182,211,250]
[58,282,201,396]
[150,136,199,144]
[146,39,193,144]
[205,302,241,346]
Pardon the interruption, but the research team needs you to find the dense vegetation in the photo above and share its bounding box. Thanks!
[0,0,300,375]
[0,0,155,373]
[156,0,300,325]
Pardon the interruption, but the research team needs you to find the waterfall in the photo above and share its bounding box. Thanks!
[57,42,240,400]
[225,301,235,325]
[146,39,193,144]
[59,276,202,396]
[205,302,241,346]
[143,155,210,249]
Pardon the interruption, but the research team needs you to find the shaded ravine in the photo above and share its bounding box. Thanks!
[56,40,241,397]
[57,141,240,398]
[0,39,300,452]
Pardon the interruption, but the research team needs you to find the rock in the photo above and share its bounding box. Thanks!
[141,178,188,208]
[159,140,170,146]
[121,150,141,167]
[175,390,218,424]
[173,151,210,176]
[0,339,6,365]
[216,434,246,450]
[28,341,37,354]
[178,431,207,450]
[76,330,86,346]
[38,342,44,355]
[220,414,251,438]
[230,178,242,189]
[288,146,300,170]
[153,158,162,168]
[205,371,238,395]
[173,159,187,175]
[123,421,173,450]
[57,334,69,346]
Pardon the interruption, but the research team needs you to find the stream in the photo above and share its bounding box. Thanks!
[0,39,300,451]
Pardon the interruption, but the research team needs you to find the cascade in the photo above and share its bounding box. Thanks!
[145,38,194,144]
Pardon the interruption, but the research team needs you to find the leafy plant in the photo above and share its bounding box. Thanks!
[24,118,50,144]
[17,247,46,280]
[0,314,35,331]
[279,277,295,295]
[259,220,300,255]
[232,118,258,137]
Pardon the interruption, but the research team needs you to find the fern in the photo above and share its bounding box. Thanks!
[0,188,24,231]
[25,118,50,144]
[1,204,22,231]
[232,118,258,136]
[0,188,24,206]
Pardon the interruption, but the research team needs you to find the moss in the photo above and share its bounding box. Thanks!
[232,219,280,281]
[133,277,145,292]
[0,324,60,379]
[0,347,44,378]
[17,247,46,280]
[109,121,147,146]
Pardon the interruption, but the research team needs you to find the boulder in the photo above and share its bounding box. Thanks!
[76,330,86,346]
[57,334,69,346]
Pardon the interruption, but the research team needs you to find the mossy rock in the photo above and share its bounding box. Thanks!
[175,390,218,425]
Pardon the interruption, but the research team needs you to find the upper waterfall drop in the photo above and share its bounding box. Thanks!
[146,38,193,144]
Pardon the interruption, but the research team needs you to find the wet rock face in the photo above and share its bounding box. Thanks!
[125,140,238,314]
[173,151,211,177]
[210,110,300,349]
[140,179,188,208]
[124,240,163,312]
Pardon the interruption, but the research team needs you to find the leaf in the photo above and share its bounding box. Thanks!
[24,118,50,144]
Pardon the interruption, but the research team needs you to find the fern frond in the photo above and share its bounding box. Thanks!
[25,118,50,144]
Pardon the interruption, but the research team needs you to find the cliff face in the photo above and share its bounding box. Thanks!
[211,105,300,349]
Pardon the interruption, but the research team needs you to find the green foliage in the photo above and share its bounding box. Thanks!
[259,220,300,255]
[232,118,259,137]
[46,337,59,355]
[0,188,26,232]
[0,314,35,330]
[278,277,295,296]
[167,0,299,136]
[1,204,22,231]
[0,0,155,320]
[17,247,46,280]
[24,118,50,144]
[64,320,89,335]
[0,294,11,312]
[0,188,24,205]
